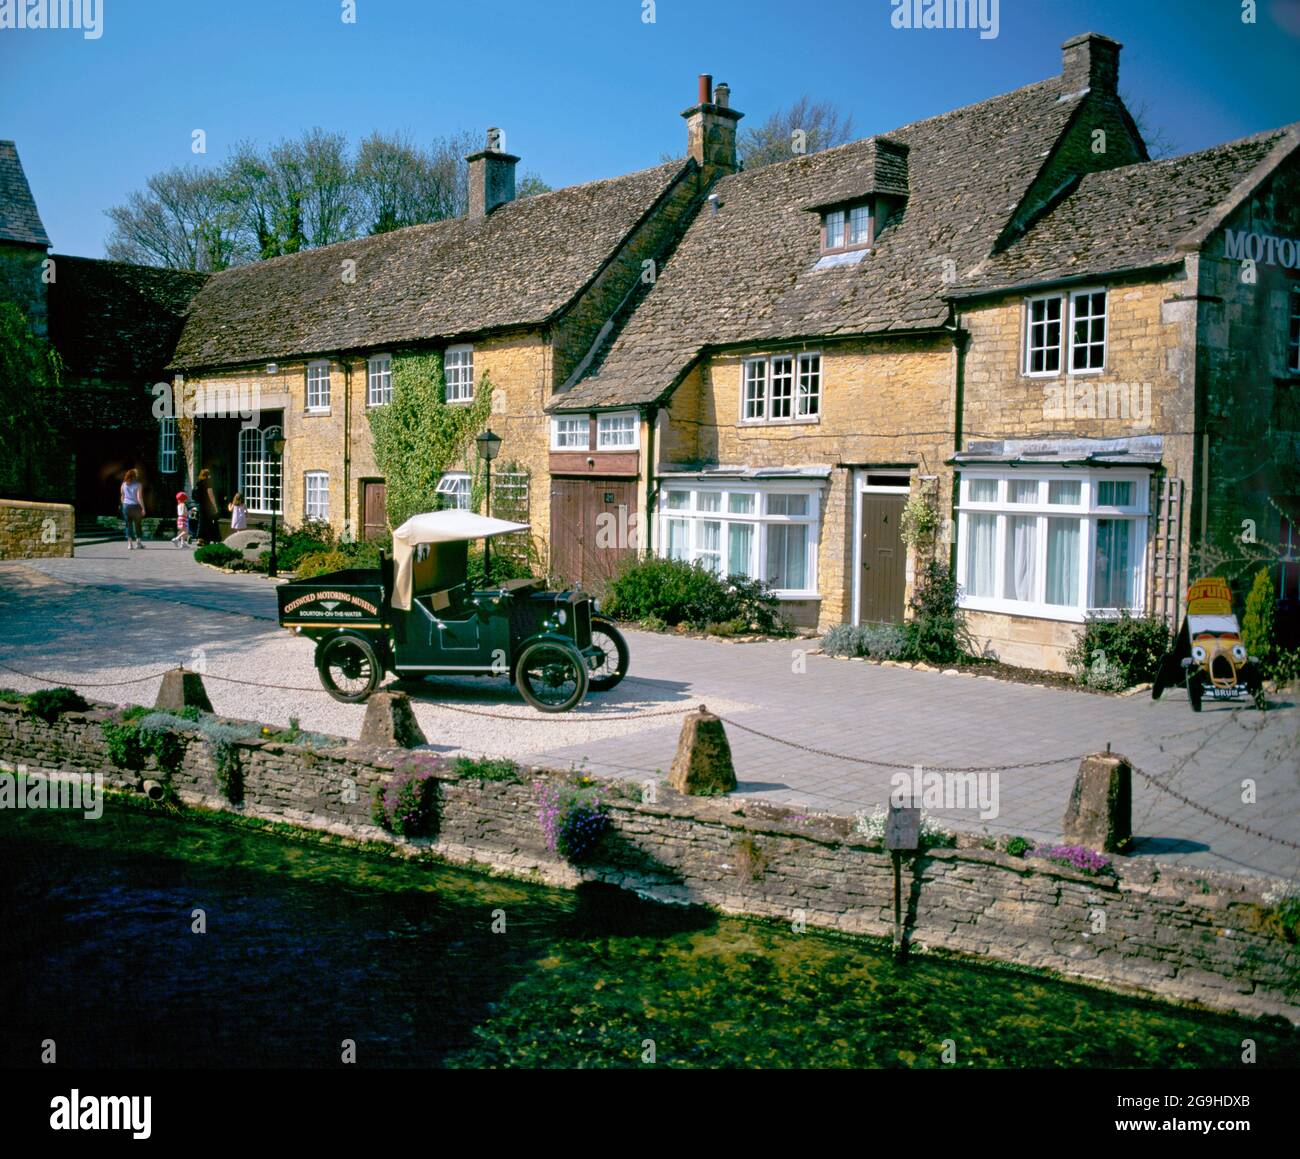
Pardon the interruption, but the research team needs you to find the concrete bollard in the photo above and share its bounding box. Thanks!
[668,704,737,796]
[1063,751,1132,853]
[359,690,427,749]
[154,667,214,715]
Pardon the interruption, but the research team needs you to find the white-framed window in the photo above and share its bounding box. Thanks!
[550,416,590,450]
[367,355,392,406]
[305,471,329,522]
[658,483,821,598]
[238,425,283,515]
[741,353,822,424]
[306,361,331,411]
[158,417,177,473]
[1288,286,1300,374]
[445,345,474,403]
[956,469,1148,621]
[596,411,638,449]
[435,471,471,510]
[1023,289,1107,376]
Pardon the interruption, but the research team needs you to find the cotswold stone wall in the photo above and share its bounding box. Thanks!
[0,499,74,560]
[1,698,1294,1024]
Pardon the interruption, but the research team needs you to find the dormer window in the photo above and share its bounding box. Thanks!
[822,202,871,253]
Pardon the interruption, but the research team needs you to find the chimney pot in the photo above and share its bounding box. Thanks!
[698,74,713,104]
[714,82,730,109]
[682,75,742,179]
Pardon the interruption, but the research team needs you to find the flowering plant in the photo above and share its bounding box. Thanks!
[373,756,445,837]
[534,778,610,863]
[1028,843,1113,876]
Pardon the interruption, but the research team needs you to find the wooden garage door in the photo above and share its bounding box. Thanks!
[550,478,637,589]
[858,493,907,624]
[362,481,387,540]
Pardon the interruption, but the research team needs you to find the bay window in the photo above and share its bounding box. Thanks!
[956,470,1147,619]
[658,483,820,597]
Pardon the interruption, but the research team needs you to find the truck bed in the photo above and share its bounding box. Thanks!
[277,568,387,628]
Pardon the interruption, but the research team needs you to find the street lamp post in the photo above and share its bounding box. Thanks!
[475,427,502,581]
[268,436,286,577]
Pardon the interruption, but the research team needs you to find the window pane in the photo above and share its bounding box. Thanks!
[664,518,689,560]
[968,478,998,502]
[697,491,721,512]
[848,204,870,245]
[727,521,754,576]
[696,520,722,573]
[665,490,690,510]
[1096,480,1132,507]
[1046,517,1080,606]
[770,356,793,419]
[768,493,808,517]
[743,360,766,420]
[727,492,755,514]
[1008,479,1039,503]
[1048,480,1081,505]
[1002,515,1038,601]
[964,513,997,598]
[1093,519,1136,608]
[766,524,809,589]
[825,210,844,249]
[797,354,820,417]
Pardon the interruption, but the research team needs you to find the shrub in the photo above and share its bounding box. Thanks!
[1241,568,1280,679]
[466,546,532,590]
[1002,835,1035,858]
[372,768,441,836]
[0,688,23,702]
[1028,843,1114,876]
[853,805,955,850]
[604,557,784,633]
[1065,612,1170,689]
[534,778,611,862]
[453,755,520,782]
[22,687,88,722]
[899,560,969,665]
[101,717,145,769]
[194,542,240,567]
[197,719,261,804]
[136,713,189,776]
[822,622,907,660]
[293,549,354,579]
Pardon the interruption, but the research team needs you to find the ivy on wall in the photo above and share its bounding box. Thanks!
[367,350,493,528]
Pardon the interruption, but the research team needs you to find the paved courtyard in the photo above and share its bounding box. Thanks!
[1,537,1296,879]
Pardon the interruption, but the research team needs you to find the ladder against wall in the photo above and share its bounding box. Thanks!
[1149,475,1184,628]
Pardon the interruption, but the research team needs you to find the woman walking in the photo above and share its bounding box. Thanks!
[120,469,146,550]
[193,469,220,545]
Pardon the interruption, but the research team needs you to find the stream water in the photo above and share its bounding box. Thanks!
[2,803,1295,1068]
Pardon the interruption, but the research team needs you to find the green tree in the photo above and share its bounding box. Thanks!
[367,352,493,528]
[0,303,64,498]
[1241,568,1276,668]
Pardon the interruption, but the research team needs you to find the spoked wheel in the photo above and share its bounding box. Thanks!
[515,639,589,713]
[587,617,629,692]
[317,634,381,703]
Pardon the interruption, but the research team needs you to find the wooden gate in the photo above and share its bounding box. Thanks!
[858,493,907,624]
[362,481,387,540]
[549,478,637,589]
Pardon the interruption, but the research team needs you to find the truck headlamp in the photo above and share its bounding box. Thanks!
[1231,644,1246,662]
[1191,645,1207,663]
[556,608,568,626]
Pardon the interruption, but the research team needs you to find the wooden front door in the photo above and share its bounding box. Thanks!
[362,481,387,540]
[549,478,637,589]
[858,493,907,624]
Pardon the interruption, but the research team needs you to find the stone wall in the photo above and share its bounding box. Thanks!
[0,499,74,559]
[1,698,1294,1024]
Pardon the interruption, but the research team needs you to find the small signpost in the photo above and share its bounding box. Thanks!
[885,804,921,957]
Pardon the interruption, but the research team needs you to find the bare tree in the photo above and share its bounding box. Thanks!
[738,96,855,169]
[105,166,244,271]
[1122,92,1178,160]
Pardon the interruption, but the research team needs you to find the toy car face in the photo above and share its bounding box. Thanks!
[1189,628,1249,688]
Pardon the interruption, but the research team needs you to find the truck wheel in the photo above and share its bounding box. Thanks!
[588,618,629,692]
[317,634,381,703]
[1188,678,1203,713]
[515,639,588,713]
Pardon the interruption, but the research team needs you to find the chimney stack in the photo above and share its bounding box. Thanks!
[682,74,743,180]
[1061,32,1121,94]
[466,128,520,219]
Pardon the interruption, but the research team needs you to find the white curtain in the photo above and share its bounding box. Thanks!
[1046,517,1080,605]
[727,522,754,577]
[965,514,997,597]
[1093,519,1133,607]
[1004,515,1037,601]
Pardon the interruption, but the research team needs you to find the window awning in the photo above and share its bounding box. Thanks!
[949,435,1163,467]
[658,464,834,481]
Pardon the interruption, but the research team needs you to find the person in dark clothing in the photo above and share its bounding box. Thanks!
[193,469,221,545]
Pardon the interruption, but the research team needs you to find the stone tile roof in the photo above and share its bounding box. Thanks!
[803,137,909,209]
[554,76,1089,410]
[0,140,50,247]
[48,256,207,380]
[169,160,691,370]
[952,126,1297,296]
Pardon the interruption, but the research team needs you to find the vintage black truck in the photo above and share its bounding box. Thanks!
[276,511,628,711]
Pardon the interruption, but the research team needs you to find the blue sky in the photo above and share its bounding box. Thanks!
[2,0,1298,258]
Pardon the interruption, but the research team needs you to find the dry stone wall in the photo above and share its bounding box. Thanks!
[0,499,74,559]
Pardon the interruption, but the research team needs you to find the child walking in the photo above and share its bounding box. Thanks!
[228,492,247,532]
[172,491,192,547]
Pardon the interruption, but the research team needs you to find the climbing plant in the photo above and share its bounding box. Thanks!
[367,351,494,528]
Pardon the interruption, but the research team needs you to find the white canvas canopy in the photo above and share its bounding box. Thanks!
[390,510,530,610]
